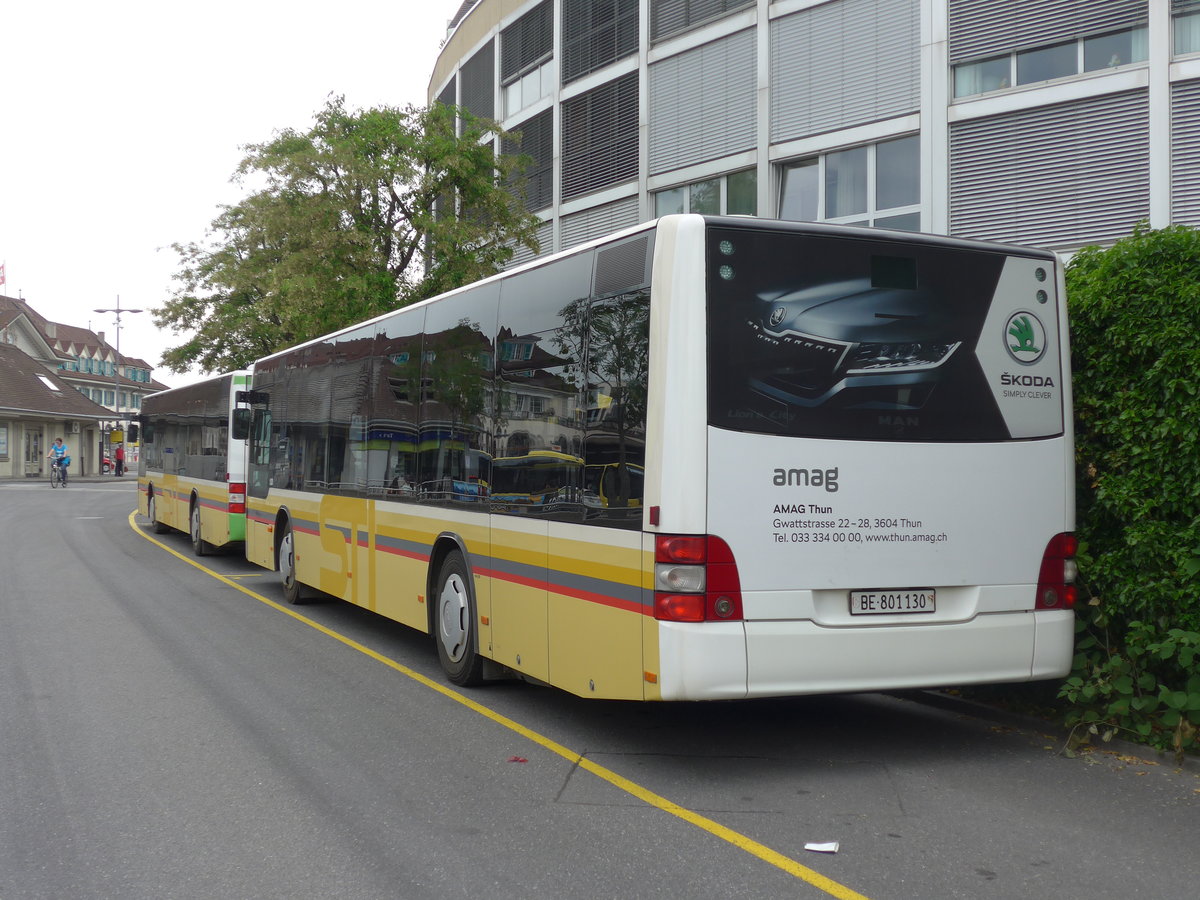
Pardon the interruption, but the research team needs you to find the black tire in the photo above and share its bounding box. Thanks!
[434,551,484,686]
[190,501,210,557]
[278,523,303,605]
[50,467,59,488]
[148,490,170,534]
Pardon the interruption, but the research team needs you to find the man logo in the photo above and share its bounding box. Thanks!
[1004,311,1047,365]
[769,307,787,327]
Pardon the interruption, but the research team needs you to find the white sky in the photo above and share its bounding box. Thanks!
[0,0,458,388]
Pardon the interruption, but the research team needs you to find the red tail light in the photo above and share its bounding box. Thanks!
[228,482,246,515]
[654,534,743,622]
[1037,532,1078,609]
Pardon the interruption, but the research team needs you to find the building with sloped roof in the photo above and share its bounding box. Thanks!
[0,342,115,477]
[0,294,170,419]
[0,294,172,477]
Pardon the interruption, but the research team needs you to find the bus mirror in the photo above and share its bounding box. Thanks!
[127,423,140,443]
[232,408,252,441]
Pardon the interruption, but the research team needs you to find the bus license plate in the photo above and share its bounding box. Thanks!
[849,589,936,615]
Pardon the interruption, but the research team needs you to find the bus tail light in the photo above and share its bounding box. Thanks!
[228,482,246,515]
[654,535,743,622]
[1037,532,1078,609]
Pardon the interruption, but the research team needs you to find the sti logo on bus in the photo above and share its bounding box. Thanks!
[1004,311,1048,365]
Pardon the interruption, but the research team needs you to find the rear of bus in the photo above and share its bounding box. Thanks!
[138,372,250,551]
[647,216,1075,699]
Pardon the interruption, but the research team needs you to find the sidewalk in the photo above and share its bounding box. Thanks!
[0,473,137,484]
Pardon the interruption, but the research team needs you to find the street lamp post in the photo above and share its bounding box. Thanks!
[93,296,144,470]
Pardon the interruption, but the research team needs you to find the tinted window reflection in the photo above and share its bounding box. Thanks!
[419,284,499,506]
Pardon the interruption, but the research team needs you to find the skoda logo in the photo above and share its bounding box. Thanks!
[1004,311,1047,365]
[769,307,787,327]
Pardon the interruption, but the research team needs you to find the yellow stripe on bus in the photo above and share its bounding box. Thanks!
[127,509,871,900]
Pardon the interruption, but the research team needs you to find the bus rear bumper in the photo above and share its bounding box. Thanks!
[656,610,1075,700]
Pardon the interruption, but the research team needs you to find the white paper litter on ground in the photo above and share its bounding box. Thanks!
[804,842,839,854]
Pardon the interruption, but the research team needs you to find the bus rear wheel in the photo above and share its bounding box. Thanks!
[435,551,484,686]
[279,524,303,605]
[190,502,211,557]
[148,490,170,534]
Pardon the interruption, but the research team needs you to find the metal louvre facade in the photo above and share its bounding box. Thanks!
[430,0,1191,263]
[562,0,639,85]
[1172,79,1200,226]
[949,90,1150,246]
[562,72,640,200]
[460,42,495,121]
[560,196,639,248]
[501,0,553,83]
[770,0,920,143]
[508,220,554,267]
[948,0,1147,63]
[650,0,755,43]
[504,109,554,212]
[649,27,756,175]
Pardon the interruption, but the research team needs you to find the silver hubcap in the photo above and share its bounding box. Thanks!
[438,573,469,663]
[280,532,295,590]
[191,507,201,544]
[149,496,156,521]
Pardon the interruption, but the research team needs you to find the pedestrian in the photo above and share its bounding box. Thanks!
[115,442,125,477]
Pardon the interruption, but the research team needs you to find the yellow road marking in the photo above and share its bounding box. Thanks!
[128,510,870,900]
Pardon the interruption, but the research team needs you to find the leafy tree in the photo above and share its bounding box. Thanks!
[155,96,540,373]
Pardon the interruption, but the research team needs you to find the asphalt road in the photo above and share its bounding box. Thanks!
[1,480,1197,899]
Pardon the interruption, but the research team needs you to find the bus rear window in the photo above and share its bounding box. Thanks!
[706,226,1063,442]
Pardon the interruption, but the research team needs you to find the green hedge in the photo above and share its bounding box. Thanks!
[1062,224,1200,757]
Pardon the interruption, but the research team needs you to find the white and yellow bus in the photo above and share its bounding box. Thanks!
[138,371,251,557]
[239,215,1076,700]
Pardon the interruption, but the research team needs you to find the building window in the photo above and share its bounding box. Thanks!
[954,55,1011,96]
[825,147,868,218]
[953,26,1147,98]
[653,169,757,217]
[876,135,919,210]
[1084,28,1147,71]
[504,61,555,118]
[1176,10,1200,55]
[1016,41,1076,85]
[779,136,920,230]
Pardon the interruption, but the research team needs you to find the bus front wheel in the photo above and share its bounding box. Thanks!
[279,524,303,605]
[435,551,484,687]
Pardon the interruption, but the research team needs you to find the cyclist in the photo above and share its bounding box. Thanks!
[47,437,71,486]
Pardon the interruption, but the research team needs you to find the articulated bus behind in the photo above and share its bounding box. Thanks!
[237,215,1075,700]
[138,371,250,556]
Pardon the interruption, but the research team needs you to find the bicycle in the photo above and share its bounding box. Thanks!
[50,459,67,488]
